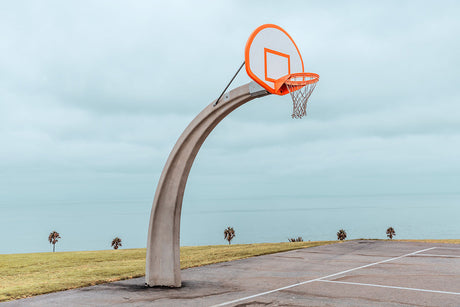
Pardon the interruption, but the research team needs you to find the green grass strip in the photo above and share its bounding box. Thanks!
[0,241,336,301]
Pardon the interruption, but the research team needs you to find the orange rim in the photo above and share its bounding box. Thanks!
[284,72,319,86]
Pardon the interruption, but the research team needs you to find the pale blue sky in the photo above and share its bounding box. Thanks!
[1,1,459,253]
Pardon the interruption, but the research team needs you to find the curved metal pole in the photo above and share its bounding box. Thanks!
[145,82,269,287]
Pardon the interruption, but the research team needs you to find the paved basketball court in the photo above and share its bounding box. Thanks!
[3,240,460,306]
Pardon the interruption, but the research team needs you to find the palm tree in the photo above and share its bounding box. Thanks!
[48,231,61,252]
[224,227,235,245]
[111,237,122,249]
[337,229,347,241]
[386,227,396,239]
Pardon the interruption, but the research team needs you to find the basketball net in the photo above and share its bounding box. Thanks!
[284,73,319,119]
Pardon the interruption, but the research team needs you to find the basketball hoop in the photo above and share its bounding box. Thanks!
[284,72,319,119]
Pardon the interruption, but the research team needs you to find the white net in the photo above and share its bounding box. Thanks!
[285,74,319,119]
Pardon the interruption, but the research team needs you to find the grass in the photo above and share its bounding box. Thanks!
[396,239,460,244]
[0,241,336,302]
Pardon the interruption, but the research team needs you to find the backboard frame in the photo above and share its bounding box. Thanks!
[245,24,304,95]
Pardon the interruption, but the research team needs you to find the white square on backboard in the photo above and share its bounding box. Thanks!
[264,48,290,82]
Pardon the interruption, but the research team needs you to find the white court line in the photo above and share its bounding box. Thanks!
[415,253,460,258]
[211,247,436,307]
[434,247,460,250]
[320,280,460,296]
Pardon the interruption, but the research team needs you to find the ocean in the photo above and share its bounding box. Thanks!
[0,193,458,254]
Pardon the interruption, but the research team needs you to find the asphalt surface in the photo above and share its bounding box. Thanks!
[3,240,460,306]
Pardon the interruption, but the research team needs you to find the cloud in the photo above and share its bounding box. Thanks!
[0,1,459,217]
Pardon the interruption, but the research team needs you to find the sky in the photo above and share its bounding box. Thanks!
[1,1,459,253]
